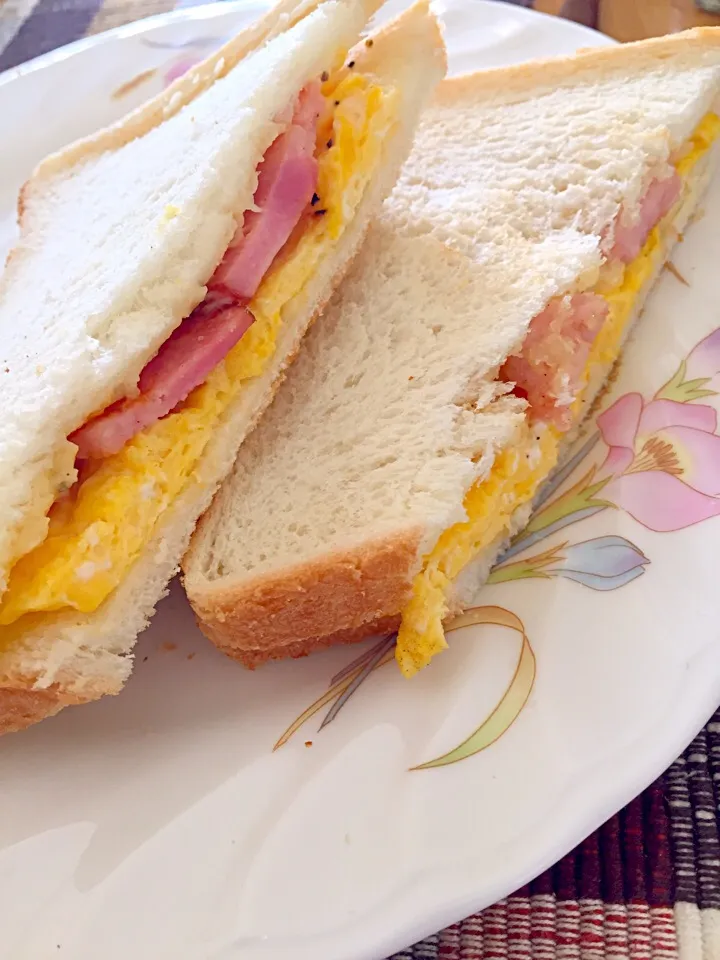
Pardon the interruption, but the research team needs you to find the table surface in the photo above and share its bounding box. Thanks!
[1,1,720,958]
[537,0,720,40]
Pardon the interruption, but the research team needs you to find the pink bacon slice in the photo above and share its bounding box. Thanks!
[70,82,325,461]
[209,81,325,302]
[501,293,609,431]
[70,305,254,460]
[502,172,682,430]
[606,171,682,264]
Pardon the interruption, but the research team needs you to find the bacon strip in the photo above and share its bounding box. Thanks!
[71,82,325,461]
[71,306,254,460]
[210,81,324,302]
[607,172,682,264]
[501,294,609,431]
[504,173,683,430]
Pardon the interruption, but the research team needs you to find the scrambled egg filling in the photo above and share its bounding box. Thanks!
[396,112,720,678]
[0,72,399,627]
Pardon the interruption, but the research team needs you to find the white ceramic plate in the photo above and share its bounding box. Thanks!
[2,4,720,959]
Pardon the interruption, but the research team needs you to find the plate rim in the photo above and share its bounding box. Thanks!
[0,0,605,88]
[2,4,717,960]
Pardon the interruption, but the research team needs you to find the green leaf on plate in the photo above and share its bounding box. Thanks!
[412,606,536,770]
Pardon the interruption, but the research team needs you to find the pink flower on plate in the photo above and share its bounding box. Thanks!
[685,327,720,385]
[596,392,720,532]
[164,57,200,86]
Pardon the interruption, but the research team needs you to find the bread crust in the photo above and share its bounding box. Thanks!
[0,688,67,735]
[437,27,720,105]
[216,617,402,668]
[189,529,421,666]
[0,674,119,735]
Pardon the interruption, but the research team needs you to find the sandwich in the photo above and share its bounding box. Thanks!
[0,0,446,732]
[184,29,720,676]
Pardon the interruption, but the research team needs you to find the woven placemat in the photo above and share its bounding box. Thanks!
[392,714,720,959]
[1,1,718,957]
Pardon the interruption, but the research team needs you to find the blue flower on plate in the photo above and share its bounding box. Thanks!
[550,535,649,591]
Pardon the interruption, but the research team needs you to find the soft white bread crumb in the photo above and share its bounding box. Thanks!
[0,0,446,733]
[185,28,720,667]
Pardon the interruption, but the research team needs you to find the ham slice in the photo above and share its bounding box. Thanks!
[210,81,324,302]
[292,80,328,132]
[71,305,254,460]
[501,293,609,431]
[607,172,682,264]
[70,81,325,461]
[503,173,682,430]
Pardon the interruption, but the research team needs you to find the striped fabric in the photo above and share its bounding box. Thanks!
[0,0,178,72]
[393,712,720,960]
[0,0,717,957]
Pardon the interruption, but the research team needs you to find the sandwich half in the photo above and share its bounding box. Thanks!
[185,29,720,676]
[0,0,445,732]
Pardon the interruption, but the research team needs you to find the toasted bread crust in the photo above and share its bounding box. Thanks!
[438,27,720,104]
[211,616,401,668]
[0,688,67,734]
[0,674,119,734]
[188,528,422,665]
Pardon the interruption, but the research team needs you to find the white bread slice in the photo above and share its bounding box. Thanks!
[0,0,381,598]
[0,1,446,733]
[184,29,720,667]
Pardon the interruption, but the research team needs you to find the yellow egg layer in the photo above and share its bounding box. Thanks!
[0,73,399,627]
[396,113,720,677]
